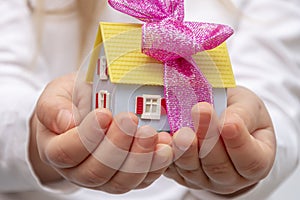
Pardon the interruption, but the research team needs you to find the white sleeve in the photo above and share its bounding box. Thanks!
[190,0,300,199]
[0,0,80,194]
[0,0,81,195]
[0,0,53,192]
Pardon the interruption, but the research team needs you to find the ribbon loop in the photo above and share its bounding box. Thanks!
[108,0,184,22]
[142,20,234,62]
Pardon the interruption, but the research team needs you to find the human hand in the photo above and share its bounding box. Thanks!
[30,73,173,194]
[164,86,276,195]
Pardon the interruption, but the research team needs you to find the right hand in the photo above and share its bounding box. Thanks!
[30,73,173,194]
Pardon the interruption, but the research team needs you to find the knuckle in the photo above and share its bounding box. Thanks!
[202,161,232,177]
[106,180,132,194]
[46,141,77,167]
[77,168,108,187]
[213,186,241,195]
[240,159,269,179]
[142,171,162,184]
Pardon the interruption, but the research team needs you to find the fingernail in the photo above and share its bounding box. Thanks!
[116,113,138,136]
[220,113,241,139]
[192,103,212,130]
[156,144,173,164]
[158,132,172,145]
[191,103,201,122]
[173,127,195,151]
[149,144,173,171]
[95,109,112,130]
[136,126,157,149]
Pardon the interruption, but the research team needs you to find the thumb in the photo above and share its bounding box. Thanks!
[36,74,80,134]
[219,87,275,179]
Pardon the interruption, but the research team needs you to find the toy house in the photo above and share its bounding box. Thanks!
[86,22,236,132]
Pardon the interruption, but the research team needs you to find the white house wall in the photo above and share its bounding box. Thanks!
[92,43,227,132]
[113,84,170,132]
[94,75,227,132]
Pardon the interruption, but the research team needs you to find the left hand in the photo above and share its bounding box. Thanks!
[32,73,173,193]
[164,86,276,195]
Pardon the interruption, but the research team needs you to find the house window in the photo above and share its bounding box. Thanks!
[135,95,166,120]
[96,90,110,109]
[97,56,108,80]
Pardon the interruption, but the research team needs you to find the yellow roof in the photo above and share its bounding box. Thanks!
[86,22,235,88]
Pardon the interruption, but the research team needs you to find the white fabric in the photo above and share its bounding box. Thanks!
[0,0,299,199]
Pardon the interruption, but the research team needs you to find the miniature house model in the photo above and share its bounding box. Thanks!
[86,22,236,132]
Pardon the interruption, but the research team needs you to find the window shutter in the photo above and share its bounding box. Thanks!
[136,97,144,114]
[105,66,108,76]
[103,93,107,108]
[95,93,99,109]
[161,98,167,115]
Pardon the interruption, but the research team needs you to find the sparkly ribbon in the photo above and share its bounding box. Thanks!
[108,0,233,133]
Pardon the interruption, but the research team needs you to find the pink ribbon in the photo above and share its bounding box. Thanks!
[108,0,233,134]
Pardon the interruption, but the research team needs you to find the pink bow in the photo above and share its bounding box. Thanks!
[108,0,233,134]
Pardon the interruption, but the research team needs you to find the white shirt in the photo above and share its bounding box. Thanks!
[0,0,300,199]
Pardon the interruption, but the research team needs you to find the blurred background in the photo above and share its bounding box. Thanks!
[269,162,300,199]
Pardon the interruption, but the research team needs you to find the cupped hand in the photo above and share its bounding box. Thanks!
[164,86,276,195]
[30,73,173,194]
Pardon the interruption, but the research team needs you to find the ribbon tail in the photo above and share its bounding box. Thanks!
[164,57,213,134]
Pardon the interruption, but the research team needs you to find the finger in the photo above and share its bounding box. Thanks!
[99,126,158,193]
[37,108,112,168]
[157,131,172,145]
[62,112,138,188]
[172,127,210,188]
[220,113,275,180]
[164,164,186,185]
[149,132,173,171]
[192,103,239,186]
[92,112,138,169]
[36,74,80,133]
[192,102,220,158]
[225,87,273,133]
[101,130,173,192]
[221,87,275,179]
[164,163,206,190]
[117,126,157,173]
[173,127,199,170]
[137,143,173,189]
